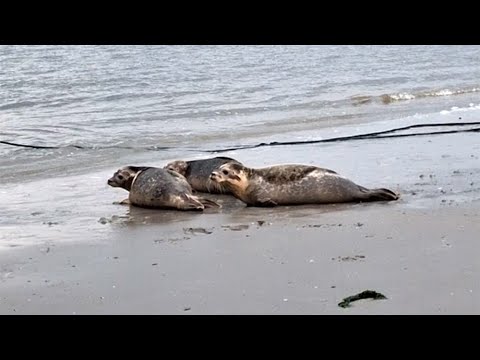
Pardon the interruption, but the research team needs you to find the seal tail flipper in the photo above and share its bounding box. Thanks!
[363,187,399,201]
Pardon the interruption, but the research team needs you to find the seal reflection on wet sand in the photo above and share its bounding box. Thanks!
[210,163,399,207]
[108,166,219,211]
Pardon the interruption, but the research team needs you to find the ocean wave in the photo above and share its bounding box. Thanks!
[351,86,480,106]
[381,86,480,104]
[0,101,38,111]
[382,92,416,102]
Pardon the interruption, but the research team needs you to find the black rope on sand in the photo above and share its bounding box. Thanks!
[0,141,171,151]
[0,141,76,149]
[2,122,480,152]
[205,122,480,153]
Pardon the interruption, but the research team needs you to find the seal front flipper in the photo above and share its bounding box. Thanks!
[196,197,221,209]
[254,198,278,207]
[178,194,206,211]
[119,198,131,205]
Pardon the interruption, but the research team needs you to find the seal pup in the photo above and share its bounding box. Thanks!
[210,163,399,207]
[164,156,242,194]
[108,166,220,210]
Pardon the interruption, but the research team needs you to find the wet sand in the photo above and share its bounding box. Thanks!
[1,131,480,314]
[1,202,479,314]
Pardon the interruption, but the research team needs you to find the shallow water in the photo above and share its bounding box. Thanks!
[2,45,480,182]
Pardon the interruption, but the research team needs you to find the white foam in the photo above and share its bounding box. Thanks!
[440,103,480,115]
[428,89,454,96]
[389,93,416,101]
[425,87,480,97]
[387,87,480,102]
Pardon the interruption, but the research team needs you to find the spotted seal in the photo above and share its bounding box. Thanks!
[210,163,399,207]
[108,166,219,210]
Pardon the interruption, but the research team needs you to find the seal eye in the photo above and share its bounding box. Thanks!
[222,170,229,175]
[118,175,124,180]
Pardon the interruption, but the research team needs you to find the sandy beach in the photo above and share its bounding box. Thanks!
[1,203,479,314]
[3,45,480,315]
[1,129,479,314]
